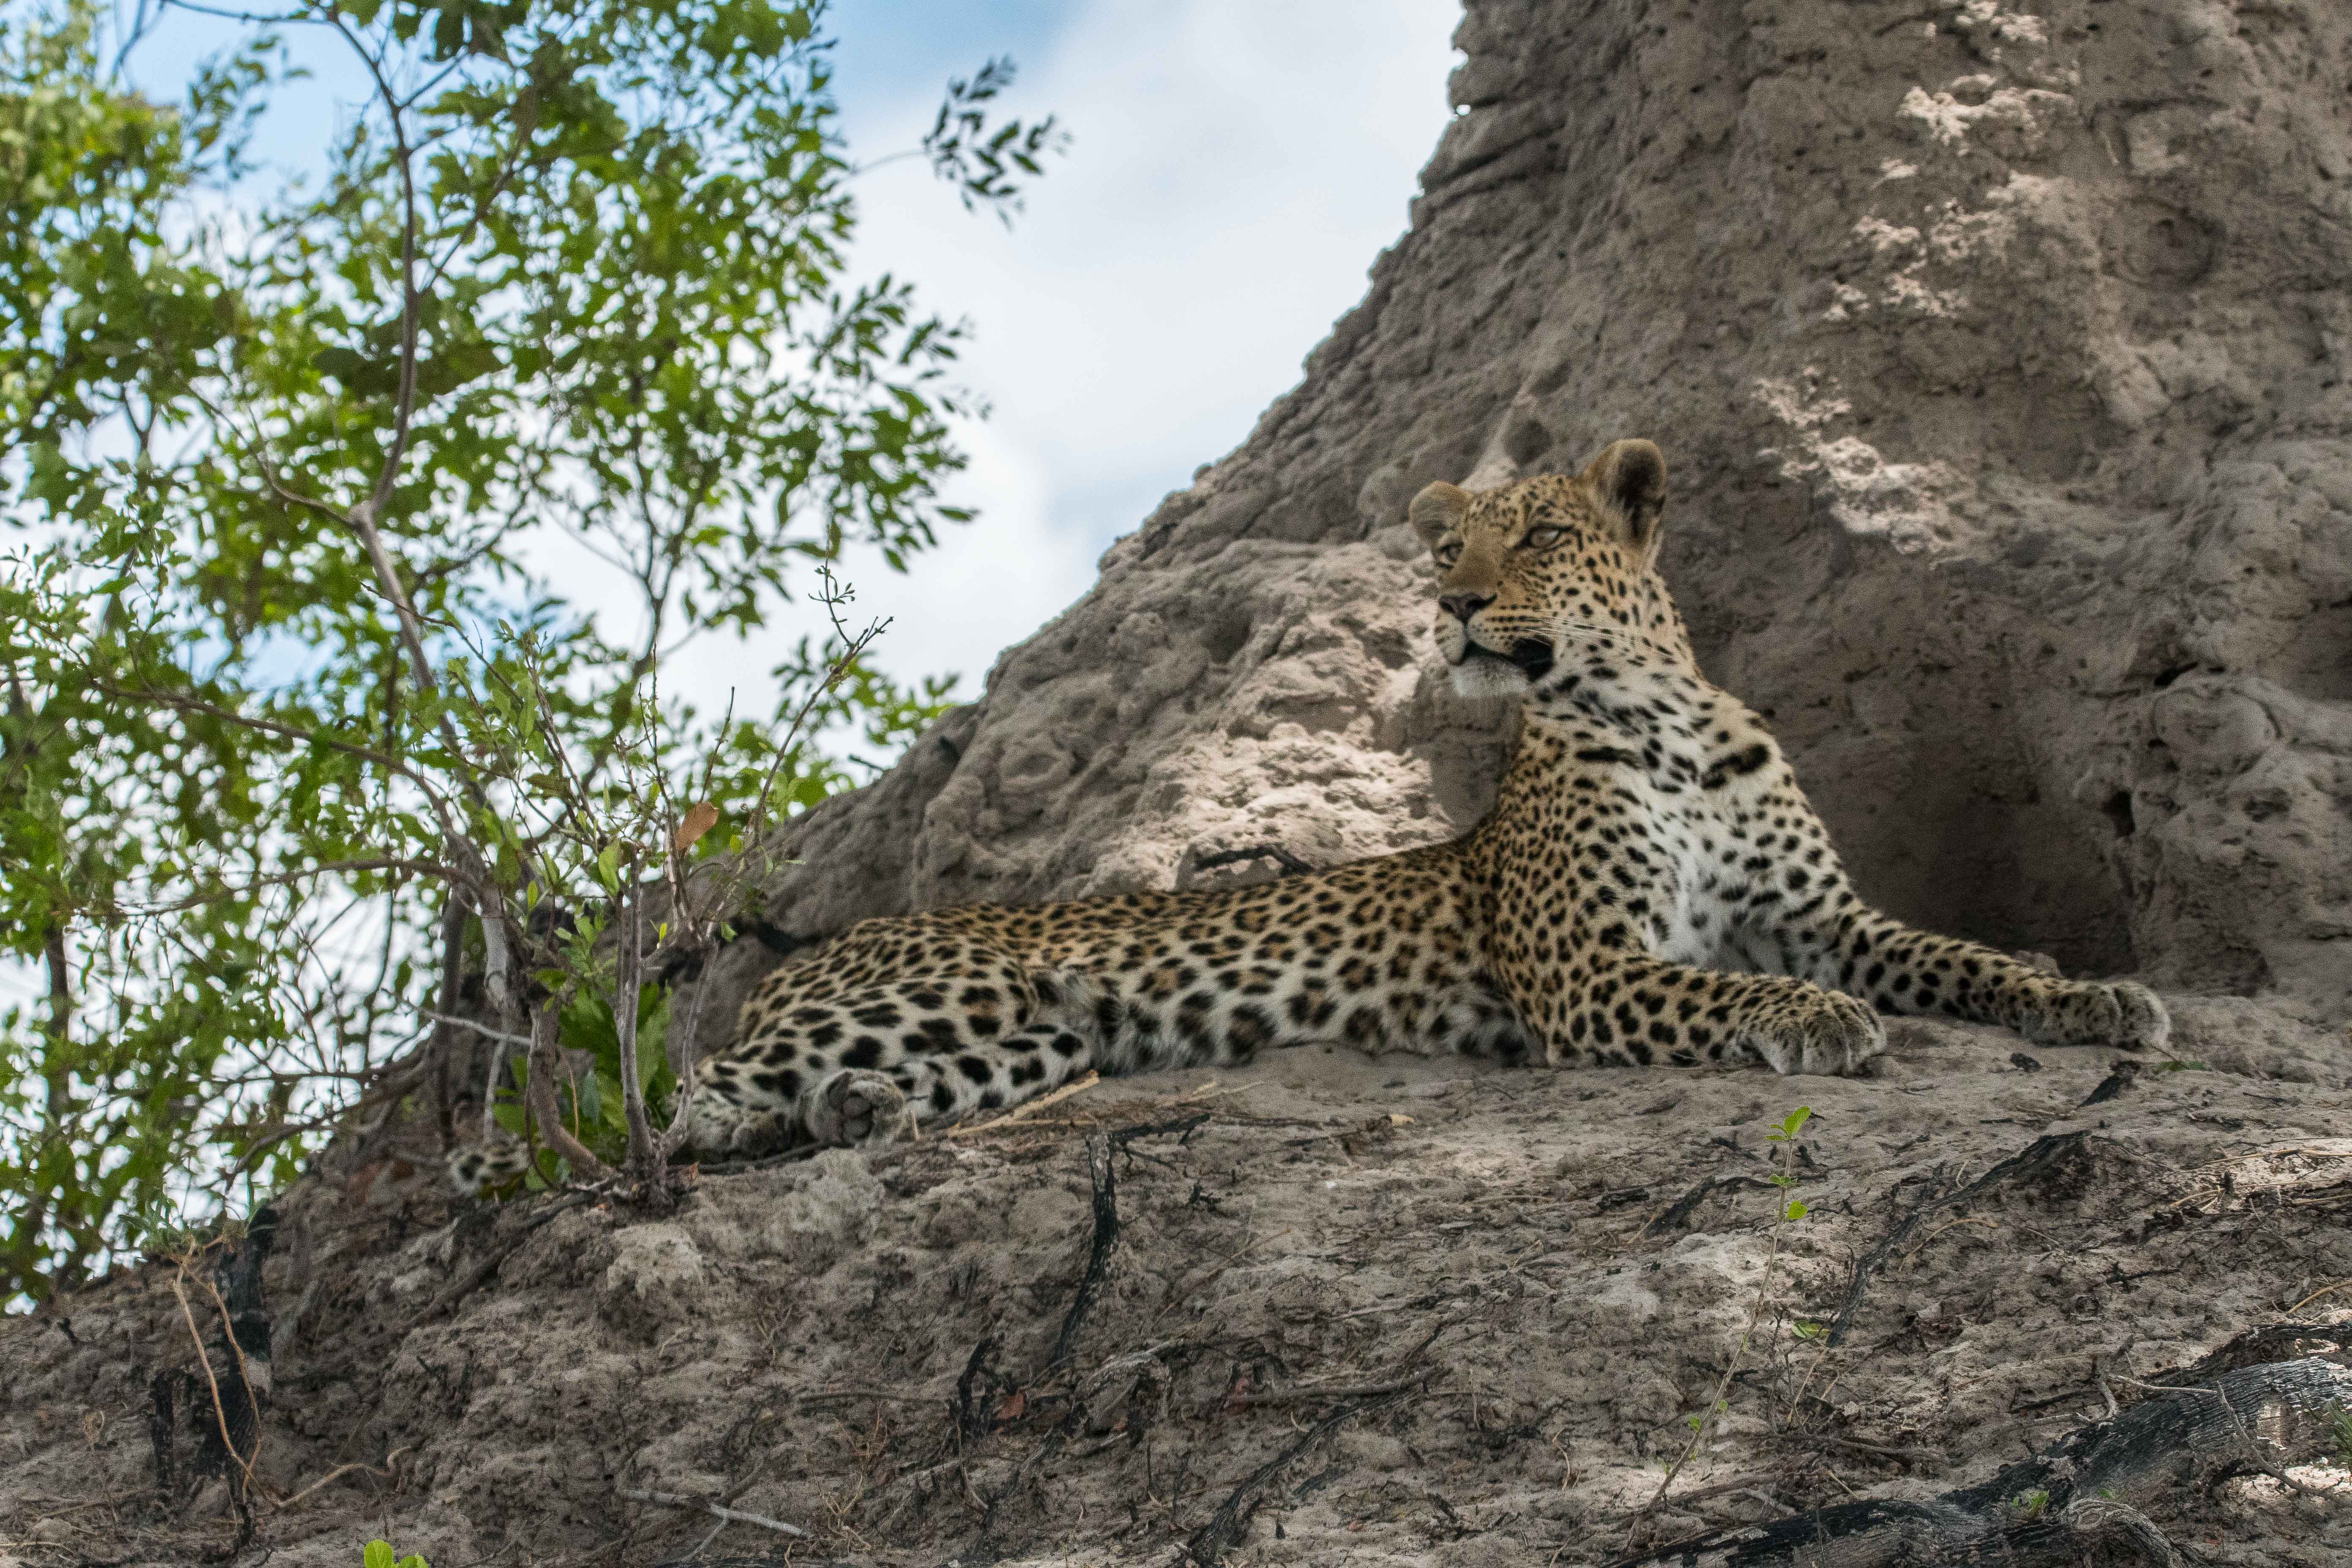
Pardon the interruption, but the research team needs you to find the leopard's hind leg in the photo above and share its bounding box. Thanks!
[690,964,1108,1154]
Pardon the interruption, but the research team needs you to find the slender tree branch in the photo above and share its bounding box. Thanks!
[91,680,463,835]
[106,858,452,917]
[429,891,470,1147]
[523,999,614,1184]
[311,7,425,525]
[612,871,657,1177]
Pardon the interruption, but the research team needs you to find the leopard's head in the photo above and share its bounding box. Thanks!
[1410,439,1697,699]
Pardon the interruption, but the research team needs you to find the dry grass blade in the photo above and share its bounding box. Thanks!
[276,1451,405,1509]
[944,1070,1102,1137]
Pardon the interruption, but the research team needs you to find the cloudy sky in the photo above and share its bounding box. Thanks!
[126,0,1462,708]
[792,0,1463,701]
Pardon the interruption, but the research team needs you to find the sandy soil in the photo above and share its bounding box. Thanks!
[2,999,2349,1567]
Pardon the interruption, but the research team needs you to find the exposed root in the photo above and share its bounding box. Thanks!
[1611,1352,2352,1567]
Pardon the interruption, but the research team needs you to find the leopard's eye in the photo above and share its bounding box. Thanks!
[1522,526,1565,549]
[1435,540,1463,567]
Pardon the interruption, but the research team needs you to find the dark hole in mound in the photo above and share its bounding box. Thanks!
[2101,790,2136,839]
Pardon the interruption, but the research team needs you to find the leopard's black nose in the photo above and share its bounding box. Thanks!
[1440,591,1494,624]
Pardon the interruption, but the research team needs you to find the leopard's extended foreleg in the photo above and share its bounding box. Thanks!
[1798,907,2169,1052]
[1523,953,1885,1077]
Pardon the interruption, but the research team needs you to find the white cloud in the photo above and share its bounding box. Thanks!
[851,0,1460,527]
[654,424,1084,719]
[126,0,1464,710]
[693,0,1464,703]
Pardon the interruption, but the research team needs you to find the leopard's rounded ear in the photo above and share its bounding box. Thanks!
[1408,482,1470,550]
[1582,439,1667,556]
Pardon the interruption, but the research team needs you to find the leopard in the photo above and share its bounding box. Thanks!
[455,438,2170,1189]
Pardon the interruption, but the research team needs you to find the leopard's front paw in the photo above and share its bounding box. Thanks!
[1746,986,1886,1077]
[801,1069,909,1149]
[687,1097,794,1160]
[2026,980,2171,1052]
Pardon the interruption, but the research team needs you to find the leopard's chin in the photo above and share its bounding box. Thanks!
[1449,658,1528,700]
[1449,638,1553,698]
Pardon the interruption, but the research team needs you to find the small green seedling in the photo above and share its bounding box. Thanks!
[2009,1488,2050,1522]
[363,1543,429,1568]
[2327,1401,2352,1470]
[1791,1318,1827,1341]
[1645,1105,1818,1512]
[1766,1106,1812,1220]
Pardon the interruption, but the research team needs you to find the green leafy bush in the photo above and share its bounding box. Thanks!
[0,0,1059,1300]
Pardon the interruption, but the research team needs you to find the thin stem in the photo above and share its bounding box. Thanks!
[523,999,614,1184]
[95,680,477,882]
[1645,1121,1807,1516]
[428,892,469,1148]
[613,869,656,1176]
[312,8,423,523]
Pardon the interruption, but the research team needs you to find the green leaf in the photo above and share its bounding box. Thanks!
[365,1543,395,1568]
[309,346,372,386]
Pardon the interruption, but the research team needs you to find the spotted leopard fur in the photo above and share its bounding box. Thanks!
[453,439,2169,1187]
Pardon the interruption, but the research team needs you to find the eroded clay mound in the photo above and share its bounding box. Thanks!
[692,0,2351,1045]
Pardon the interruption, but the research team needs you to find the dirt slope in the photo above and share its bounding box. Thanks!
[3,1004,2349,1565]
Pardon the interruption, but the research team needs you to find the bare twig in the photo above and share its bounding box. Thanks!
[799,1386,949,1405]
[275,1451,405,1509]
[619,1486,809,1538]
[610,874,659,1180]
[955,1337,1006,1443]
[402,1192,596,1330]
[428,893,469,1147]
[1643,1174,1772,1238]
[425,1012,532,1050]
[93,683,434,799]
[522,1002,615,1184]
[2287,1277,2352,1315]
[105,857,452,917]
[1786,1431,1948,1467]
[1224,1368,1439,1409]
[169,1270,258,1500]
[1644,1123,1809,1520]
[1190,843,1314,877]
